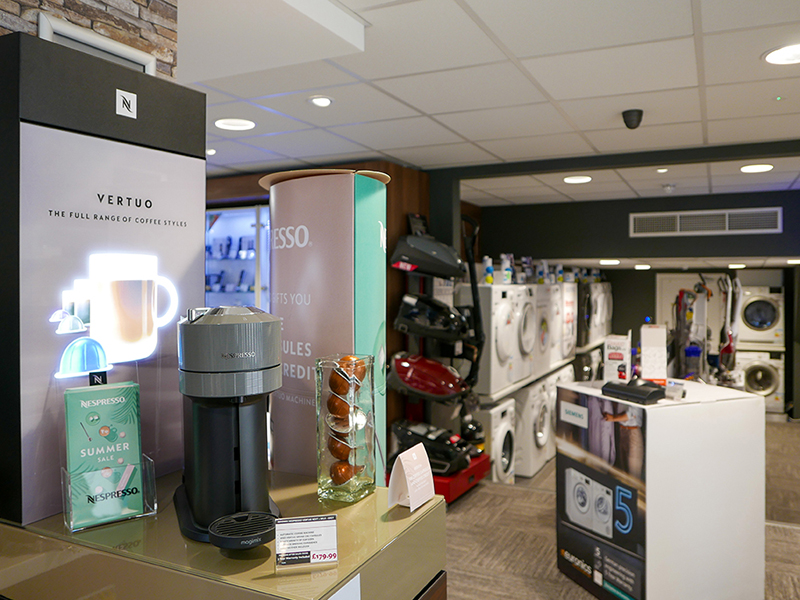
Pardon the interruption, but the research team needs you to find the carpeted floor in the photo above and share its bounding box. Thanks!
[445,421,800,600]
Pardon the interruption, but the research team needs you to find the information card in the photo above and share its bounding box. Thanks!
[387,442,435,512]
[275,515,338,569]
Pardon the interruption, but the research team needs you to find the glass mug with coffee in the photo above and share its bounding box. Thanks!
[87,253,178,363]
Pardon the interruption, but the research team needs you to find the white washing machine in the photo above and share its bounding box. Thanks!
[565,467,613,539]
[549,283,564,371]
[457,284,519,396]
[546,364,576,460]
[515,285,537,383]
[513,380,550,478]
[588,282,605,346]
[551,282,577,366]
[738,286,785,346]
[735,350,785,414]
[474,397,515,484]
[532,283,552,381]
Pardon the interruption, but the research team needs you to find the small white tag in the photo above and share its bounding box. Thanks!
[275,515,337,568]
[116,89,137,119]
[387,442,435,512]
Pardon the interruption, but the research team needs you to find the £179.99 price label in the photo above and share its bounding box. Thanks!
[311,551,337,563]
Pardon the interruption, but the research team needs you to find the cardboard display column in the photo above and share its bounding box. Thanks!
[0,34,206,525]
[261,170,388,477]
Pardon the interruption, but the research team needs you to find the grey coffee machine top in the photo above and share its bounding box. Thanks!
[177,306,282,398]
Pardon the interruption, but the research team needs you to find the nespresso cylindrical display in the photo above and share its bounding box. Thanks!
[174,306,281,548]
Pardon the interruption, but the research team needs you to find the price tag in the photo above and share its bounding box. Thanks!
[275,515,338,569]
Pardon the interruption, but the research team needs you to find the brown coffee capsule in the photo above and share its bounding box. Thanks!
[327,393,349,419]
[329,368,351,396]
[330,461,365,485]
[327,435,351,461]
[338,355,366,383]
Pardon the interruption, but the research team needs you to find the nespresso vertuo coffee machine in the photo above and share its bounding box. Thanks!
[174,306,282,549]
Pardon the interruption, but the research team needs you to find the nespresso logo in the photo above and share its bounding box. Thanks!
[221,352,256,360]
[81,396,125,408]
[272,225,310,249]
[87,487,140,504]
[97,194,153,209]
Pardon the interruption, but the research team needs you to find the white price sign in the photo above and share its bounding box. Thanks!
[275,515,338,568]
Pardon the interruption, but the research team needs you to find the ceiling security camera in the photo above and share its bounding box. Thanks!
[622,109,644,129]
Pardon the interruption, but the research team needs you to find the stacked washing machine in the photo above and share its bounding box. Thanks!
[577,280,612,349]
[474,398,516,484]
[736,286,786,414]
[513,379,549,478]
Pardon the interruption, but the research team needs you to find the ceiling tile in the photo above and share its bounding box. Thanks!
[374,62,546,115]
[712,182,792,194]
[504,190,573,205]
[703,24,800,85]
[626,178,712,197]
[534,170,624,186]
[254,83,419,127]
[462,195,515,207]
[199,61,358,100]
[329,0,507,80]
[302,151,386,166]
[205,139,285,165]
[476,133,595,161]
[206,102,313,138]
[558,182,639,201]
[707,114,800,144]
[559,88,702,130]
[709,157,800,175]
[462,175,541,191]
[616,163,710,181]
[383,142,498,169]
[435,103,573,141]
[464,0,693,57]
[705,78,800,120]
[585,122,704,153]
[700,0,800,33]
[242,129,370,158]
[187,83,238,105]
[206,164,242,177]
[330,116,463,149]
[521,39,698,100]
[711,172,795,187]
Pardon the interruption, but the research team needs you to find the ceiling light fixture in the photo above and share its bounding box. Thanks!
[740,164,773,173]
[308,95,333,108]
[206,149,216,156]
[599,259,620,266]
[662,183,676,193]
[635,264,651,270]
[764,44,800,65]
[564,175,592,184]
[728,263,746,269]
[787,259,800,265]
[656,168,668,173]
[214,118,255,131]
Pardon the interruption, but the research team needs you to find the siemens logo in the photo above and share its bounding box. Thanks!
[560,403,588,428]
[272,225,310,249]
[221,352,256,360]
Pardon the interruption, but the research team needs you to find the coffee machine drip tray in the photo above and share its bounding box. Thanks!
[208,511,277,550]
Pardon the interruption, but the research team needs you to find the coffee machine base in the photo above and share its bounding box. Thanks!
[174,484,280,548]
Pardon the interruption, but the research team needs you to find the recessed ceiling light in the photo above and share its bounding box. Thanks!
[656,168,668,173]
[599,259,620,266]
[729,263,746,269]
[787,259,800,265]
[214,118,255,131]
[308,95,333,108]
[206,149,216,156]
[740,164,773,173]
[635,264,651,270]
[564,175,592,184]
[764,44,800,65]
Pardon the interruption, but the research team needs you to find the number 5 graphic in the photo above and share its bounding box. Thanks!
[614,486,634,535]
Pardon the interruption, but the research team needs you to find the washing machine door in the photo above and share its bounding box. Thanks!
[572,477,590,514]
[742,296,780,333]
[534,401,550,449]
[518,301,536,356]
[496,426,515,479]
[495,302,515,363]
[743,361,780,396]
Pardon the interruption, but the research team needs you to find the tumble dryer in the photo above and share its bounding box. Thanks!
[738,287,784,347]
[515,285,537,383]
[513,380,550,478]
[532,284,552,380]
[546,364,576,460]
[474,397,516,484]
[457,284,519,396]
[735,350,785,414]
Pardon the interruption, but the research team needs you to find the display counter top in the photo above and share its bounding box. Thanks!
[2,471,446,600]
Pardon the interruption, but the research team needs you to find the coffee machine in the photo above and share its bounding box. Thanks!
[174,306,282,549]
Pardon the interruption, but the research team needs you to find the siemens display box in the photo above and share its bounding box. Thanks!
[261,170,388,477]
[0,34,206,525]
[555,380,764,600]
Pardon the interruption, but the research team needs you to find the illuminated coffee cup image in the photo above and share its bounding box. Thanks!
[87,253,178,363]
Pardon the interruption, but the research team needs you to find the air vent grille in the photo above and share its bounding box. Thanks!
[630,207,782,238]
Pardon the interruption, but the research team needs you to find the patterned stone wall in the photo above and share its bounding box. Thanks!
[0,0,177,78]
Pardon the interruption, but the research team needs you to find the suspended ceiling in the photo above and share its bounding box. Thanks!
[182,0,800,205]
